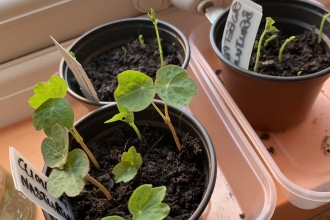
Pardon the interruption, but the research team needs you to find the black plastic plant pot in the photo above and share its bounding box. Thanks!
[60,18,190,110]
[42,100,216,220]
[210,0,330,131]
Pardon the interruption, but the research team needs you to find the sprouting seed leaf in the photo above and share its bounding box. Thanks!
[265,17,279,33]
[101,216,125,220]
[47,149,89,198]
[105,104,134,124]
[113,146,142,183]
[41,124,68,168]
[114,70,155,112]
[155,65,197,107]
[128,184,170,220]
[68,51,76,59]
[28,75,67,109]
[32,98,74,136]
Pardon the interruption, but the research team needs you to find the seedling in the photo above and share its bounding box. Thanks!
[148,9,164,67]
[278,36,295,62]
[139,34,145,50]
[105,104,142,141]
[28,75,100,169]
[122,46,127,52]
[264,35,277,47]
[44,124,111,200]
[102,184,170,220]
[114,65,197,151]
[318,12,330,44]
[253,40,258,51]
[112,146,142,183]
[297,71,302,76]
[254,17,279,72]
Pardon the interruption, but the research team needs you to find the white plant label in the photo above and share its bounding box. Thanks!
[9,147,75,220]
[221,0,263,69]
[50,36,99,102]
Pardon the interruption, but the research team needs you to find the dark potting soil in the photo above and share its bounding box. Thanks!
[71,37,181,101]
[71,125,205,220]
[249,26,330,76]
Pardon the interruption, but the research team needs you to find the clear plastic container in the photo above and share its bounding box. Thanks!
[186,27,277,219]
[190,20,330,209]
[0,164,34,220]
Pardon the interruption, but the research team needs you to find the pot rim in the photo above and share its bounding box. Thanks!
[210,0,330,82]
[60,17,191,107]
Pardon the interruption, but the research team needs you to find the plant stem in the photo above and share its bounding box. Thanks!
[84,175,112,200]
[278,36,295,63]
[70,127,101,170]
[151,102,182,151]
[254,31,267,72]
[318,12,330,44]
[264,35,276,47]
[139,34,145,50]
[148,9,164,67]
[129,123,143,141]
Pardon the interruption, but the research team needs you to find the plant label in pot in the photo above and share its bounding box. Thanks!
[211,0,330,131]
[9,147,75,220]
[221,0,262,69]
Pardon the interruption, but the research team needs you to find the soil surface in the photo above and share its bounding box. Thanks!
[71,37,181,101]
[249,26,330,76]
[71,125,205,220]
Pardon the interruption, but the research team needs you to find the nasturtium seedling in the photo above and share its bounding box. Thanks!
[28,75,67,109]
[105,104,142,141]
[47,148,89,198]
[318,12,330,44]
[128,184,170,220]
[112,146,142,183]
[254,17,279,72]
[41,124,68,168]
[148,8,163,67]
[115,65,197,151]
[29,75,100,170]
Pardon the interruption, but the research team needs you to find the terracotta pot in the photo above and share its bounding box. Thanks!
[60,18,190,110]
[210,0,330,131]
[42,100,216,220]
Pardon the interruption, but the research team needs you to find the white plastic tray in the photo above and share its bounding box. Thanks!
[186,30,276,219]
[190,20,330,210]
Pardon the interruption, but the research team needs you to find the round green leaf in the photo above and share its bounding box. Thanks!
[41,124,68,168]
[114,70,155,112]
[155,65,197,107]
[32,98,74,136]
[128,184,170,220]
[28,75,67,109]
[47,149,89,198]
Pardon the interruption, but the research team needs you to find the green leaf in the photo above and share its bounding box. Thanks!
[47,149,89,198]
[155,65,197,107]
[32,98,74,136]
[28,75,67,109]
[113,146,142,183]
[128,184,170,220]
[105,104,134,124]
[265,17,279,33]
[41,124,68,168]
[101,216,125,220]
[114,70,155,112]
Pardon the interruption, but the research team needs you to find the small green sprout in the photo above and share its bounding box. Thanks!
[112,146,142,183]
[139,34,145,50]
[148,9,163,67]
[114,65,197,151]
[68,51,76,59]
[318,12,330,44]
[28,75,100,170]
[254,17,279,72]
[105,104,142,141]
[102,184,170,220]
[44,124,111,200]
[122,46,127,52]
[264,35,277,47]
[278,36,295,63]
[297,71,302,76]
